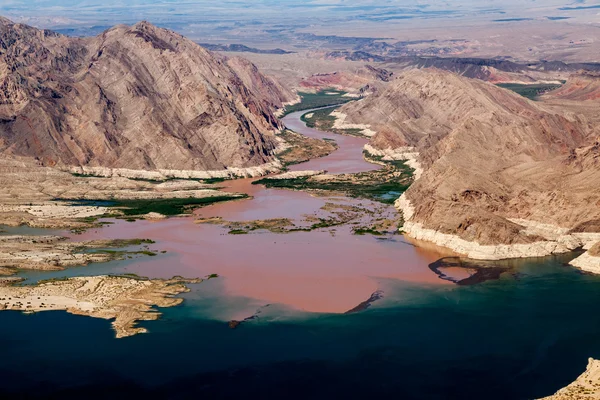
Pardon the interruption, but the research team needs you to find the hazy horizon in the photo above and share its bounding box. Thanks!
[1,1,599,62]
[2,1,598,32]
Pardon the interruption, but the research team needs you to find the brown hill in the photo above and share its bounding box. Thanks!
[544,71,600,101]
[299,65,392,93]
[339,69,600,252]
[0,18,292,171]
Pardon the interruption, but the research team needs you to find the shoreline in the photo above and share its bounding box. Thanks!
[570,248,600,275]
[363,144,424,180]
[396,195,600,267]
[0,275,203,338]
[329,110,377,137]
[65,160,284,181]
[0,235,159,275]
[539,358,600,399]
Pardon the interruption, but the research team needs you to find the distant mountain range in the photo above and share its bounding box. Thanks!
[198,43,293,55]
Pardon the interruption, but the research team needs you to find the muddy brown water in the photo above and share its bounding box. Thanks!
[284,109,378,174]
[73,109,450,316]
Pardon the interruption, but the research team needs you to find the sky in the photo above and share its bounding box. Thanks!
[1,0,599,46]
[2,1,598,24]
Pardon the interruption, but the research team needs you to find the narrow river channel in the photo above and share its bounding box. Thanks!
[59,108,450,317]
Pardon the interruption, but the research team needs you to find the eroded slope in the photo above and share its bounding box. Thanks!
[338,68,600,259]
[0,18,292,172]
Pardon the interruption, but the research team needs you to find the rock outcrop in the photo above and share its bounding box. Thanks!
[338,68,600,259]
[539,358,600,399]
[570,243,600,275]
[0,18,292,172]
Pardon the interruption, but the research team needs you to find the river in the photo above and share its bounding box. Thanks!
[50,109,450,316]
[2,110,600,399]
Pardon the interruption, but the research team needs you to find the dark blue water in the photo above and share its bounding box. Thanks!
[2,253,600,399]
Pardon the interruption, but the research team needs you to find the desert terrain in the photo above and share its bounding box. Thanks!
[1,4,600,396]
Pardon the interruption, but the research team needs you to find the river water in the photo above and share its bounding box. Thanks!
[2,111,600,399]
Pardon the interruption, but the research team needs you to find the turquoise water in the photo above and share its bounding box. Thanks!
[2,252,600,399]
[15,250,172,285]
[0,224,62,236]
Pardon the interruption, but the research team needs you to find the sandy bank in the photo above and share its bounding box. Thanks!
[1,188,234,215]
[274,96,302,118]
[397,196,600,262]
[6,204,109,219]
[0,275,202,338]
[570,252,600,274]
[330,110,377,137]
[0,157,253,230]
[65,161,283,181]
[275,129,338,166]
[539,358,600,399]
[0,235,156,274]
[263,170,325,180]
[364,144,423,180]
[570,243,600,274]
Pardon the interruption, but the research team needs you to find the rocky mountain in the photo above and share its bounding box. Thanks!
[299,65,393,93]
[544,71,600,101]
[338,68,600,259]
[198,43,293,55]
[322,53,600,84]
[325,51,386,63]
[0,18,292,172]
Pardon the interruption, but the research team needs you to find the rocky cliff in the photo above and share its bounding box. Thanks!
[338,69,600,259]
[0,18,292,172]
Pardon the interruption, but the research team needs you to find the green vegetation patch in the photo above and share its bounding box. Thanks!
[70,172,107,179]
[91,249,158,257]
[352,227,386,236]
[275,129,338,166]
[301,106,338,128]
[78,238,160,259]
[283,89,355,116]
[228,229,249,235]
[125,176,229,185]
[64,195,247,218]
[300,106,367,137]
[73,238,155,251]
[203,177,227,184]
[118,238,155,245]
[71,173,228,185]
[496,82,563,100]
[111,196,248,216]
[253,161,413,205]
[218,219,295,235]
